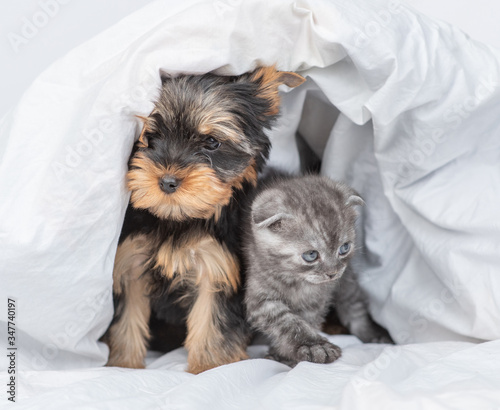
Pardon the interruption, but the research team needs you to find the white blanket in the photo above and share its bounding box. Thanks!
[1,0,500,408]
[14,337,500,409]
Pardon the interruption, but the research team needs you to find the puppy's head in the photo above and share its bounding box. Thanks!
[127,66,305,221]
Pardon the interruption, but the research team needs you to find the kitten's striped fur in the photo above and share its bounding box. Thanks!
[244,175,391,366]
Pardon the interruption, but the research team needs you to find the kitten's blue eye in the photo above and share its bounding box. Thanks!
[338,243,351,256]
[302,250,319,262]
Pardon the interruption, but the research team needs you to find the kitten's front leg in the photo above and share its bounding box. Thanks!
[248,299,341,366]
[335,267,393,344]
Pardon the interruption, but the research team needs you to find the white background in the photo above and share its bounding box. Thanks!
[2,1,500,407]
[1,0,500,119]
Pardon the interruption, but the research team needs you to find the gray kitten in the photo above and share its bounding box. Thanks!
[244,175,391,366]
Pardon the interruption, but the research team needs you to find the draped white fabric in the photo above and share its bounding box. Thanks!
[1,0,499,408]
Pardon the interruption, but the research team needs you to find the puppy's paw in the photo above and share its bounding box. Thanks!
[106,357,145,369]
[295,340,341,364]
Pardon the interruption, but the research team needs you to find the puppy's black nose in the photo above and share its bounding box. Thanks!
[159,175,180,194]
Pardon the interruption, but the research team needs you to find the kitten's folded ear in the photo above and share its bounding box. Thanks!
[252,189,292,231]
[159,69,171,85]
[346,193,364,207]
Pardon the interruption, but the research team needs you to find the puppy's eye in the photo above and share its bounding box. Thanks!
[338,243,351,256]
[302,250,319,262]
[204,136,221,151]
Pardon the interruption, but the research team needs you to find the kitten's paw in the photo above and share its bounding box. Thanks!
[296,340,341,364]
[265,352,298,368]
[356,322,394,344]
[368,331,394,344]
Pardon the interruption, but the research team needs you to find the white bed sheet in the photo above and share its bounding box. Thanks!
[1,0,500,408]
[14,337,500,409]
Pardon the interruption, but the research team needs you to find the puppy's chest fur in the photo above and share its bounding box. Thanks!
[120,190,246,320]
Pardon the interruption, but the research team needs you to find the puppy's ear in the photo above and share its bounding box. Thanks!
[252,189,293,231]
[277,71,307,88]
[135,115,152,148]
[249,65,306,116]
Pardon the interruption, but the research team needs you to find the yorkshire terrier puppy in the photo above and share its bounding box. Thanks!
[103,66,305,374]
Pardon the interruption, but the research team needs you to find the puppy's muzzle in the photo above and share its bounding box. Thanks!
[159,174,181,194]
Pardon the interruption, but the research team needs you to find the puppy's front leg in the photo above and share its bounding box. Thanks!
[185,277,249,374]
[105,235,152,368]
[184,237,249,374]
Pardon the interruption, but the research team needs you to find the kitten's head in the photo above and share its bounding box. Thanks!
[250,175,363,285]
